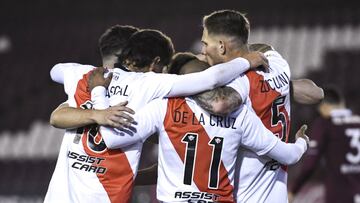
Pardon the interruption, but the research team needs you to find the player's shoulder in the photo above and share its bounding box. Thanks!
[230,73,250,85]
[112,67,146,79]
[264,50,289,70]
[59,63,95,77]
[233,104,255,128]
[233,104,249,118]
[331,109,360,125]
[141,97,169,115]
[133,71,175,87]
[53,62,95,70]
[110,68,143,87]
[264,50,283,59]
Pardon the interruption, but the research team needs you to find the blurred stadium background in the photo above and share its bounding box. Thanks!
[0,0,359,202]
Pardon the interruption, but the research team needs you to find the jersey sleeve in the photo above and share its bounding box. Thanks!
[99,99,166,149]
[91,86,110,109]
[226,74,250,102]
[138,57,250,100]
[265,137,307,165]
[238,106,278,155]
[238,106,307,164]
[72,71,93,108]
[166,57,250,97]
[139,72,178,100]
[50,63,94,98]
[264,50,291,78]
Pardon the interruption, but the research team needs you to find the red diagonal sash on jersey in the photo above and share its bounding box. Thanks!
[247,71,291,170]
[164,98,234,203]
[74,71,134,203]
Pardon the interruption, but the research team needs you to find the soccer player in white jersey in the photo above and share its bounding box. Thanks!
[45,24,140,203]
[45,28,269,203]
[49,24,140,129]
[134,50,322,194]
[199,10,323,203]
[87,55,309,203]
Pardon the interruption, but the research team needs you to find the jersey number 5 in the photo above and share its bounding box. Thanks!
[181,133,223,189]
[271,96,288,142]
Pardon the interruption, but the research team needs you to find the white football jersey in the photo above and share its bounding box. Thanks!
[44,57,261,202]
[228,51,291,203]
[107,97,281,203]
[45,66,178,203]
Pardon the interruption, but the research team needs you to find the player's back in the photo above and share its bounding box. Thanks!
[326,109,360,203]
[107,67,174,110]
[47,69,136,203]
[245,50,291,140]
[234,51,291,203]
[45,67,175,203]
[153,97,276,203]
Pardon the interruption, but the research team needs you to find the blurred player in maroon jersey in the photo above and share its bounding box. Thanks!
[289,87,360,203]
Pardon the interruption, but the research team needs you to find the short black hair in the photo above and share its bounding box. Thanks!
[118,29,174,68]
[168,52,197,74]
[323,86,344,104]
[203,9,250,44]
[98,25,139,58]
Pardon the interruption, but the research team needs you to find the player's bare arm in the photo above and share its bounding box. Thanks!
[135,163,158,186]
[50,101,134,129]
[50,102,97,129]
[193,86,242,115]
[291,79,324,104]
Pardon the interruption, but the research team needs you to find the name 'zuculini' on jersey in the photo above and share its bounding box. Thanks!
[260,71,290,93]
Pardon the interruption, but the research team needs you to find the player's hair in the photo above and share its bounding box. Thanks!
[203,9,250,45]
[168,52,197,74]
[98,25,139,58]
[322,86,344,104]
[118,29,174,68]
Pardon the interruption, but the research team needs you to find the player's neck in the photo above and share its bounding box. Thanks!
[224,46,249,62]
[102,61,113,69]
[102,55,117,69]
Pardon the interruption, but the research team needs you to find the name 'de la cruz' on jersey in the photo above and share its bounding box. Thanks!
[98,96,282,202]
[45,57,252,203]
[227,50,292,203]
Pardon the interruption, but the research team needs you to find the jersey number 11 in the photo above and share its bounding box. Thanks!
[181,133,224,189]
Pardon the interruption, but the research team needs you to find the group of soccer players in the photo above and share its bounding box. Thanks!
[45,10,324,203]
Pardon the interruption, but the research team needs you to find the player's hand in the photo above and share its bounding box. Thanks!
[242,51,269,69]
[93,101,135,128]
[88,67,113,91]
[288,192,295,203]
[295,124,309,146]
